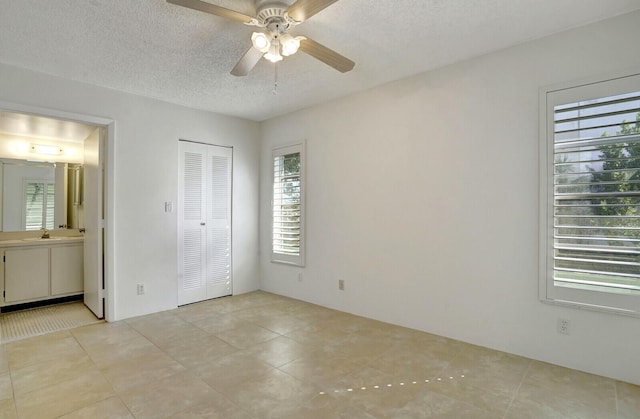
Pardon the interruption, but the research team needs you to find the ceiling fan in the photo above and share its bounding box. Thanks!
[167,0,355,76]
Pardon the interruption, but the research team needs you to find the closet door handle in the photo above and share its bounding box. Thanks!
[200,222,206,226]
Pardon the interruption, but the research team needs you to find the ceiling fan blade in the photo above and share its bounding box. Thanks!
[231,46,264,77]
[299,37,355,73]
[167,0,255,23]
[286,0,340,22]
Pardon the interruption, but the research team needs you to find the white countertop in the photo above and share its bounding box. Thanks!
[0,236,84,248]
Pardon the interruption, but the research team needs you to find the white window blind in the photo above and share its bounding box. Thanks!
[24,181,55,231]
[272,143,305,266]
[541,72,640,315]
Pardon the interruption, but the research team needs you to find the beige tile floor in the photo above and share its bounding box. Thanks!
[0,291,638,418]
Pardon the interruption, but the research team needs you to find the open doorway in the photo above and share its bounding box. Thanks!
[0,104,113,328]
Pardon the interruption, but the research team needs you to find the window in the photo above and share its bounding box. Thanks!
[24,181,55,231]
[272,143,305,266]
[540,72,640,315]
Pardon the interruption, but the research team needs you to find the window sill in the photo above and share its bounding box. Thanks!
[540,297,640,318]
[271,258,305,268]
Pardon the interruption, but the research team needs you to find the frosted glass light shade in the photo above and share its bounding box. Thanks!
[264,43,283,63]
[251,32,271,53]
[281,35,304,56]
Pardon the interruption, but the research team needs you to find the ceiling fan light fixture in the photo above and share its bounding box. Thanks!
[251,32,271,53]
[166,0,355,75]
[281,35,305,56]
[264,42,283,63]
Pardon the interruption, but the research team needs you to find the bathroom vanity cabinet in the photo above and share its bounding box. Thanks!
[0,237,84,306]
[4,247,50,302]
[50,245,84,296]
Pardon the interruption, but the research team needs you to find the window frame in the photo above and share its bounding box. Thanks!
[539,70,640,316]
[271,142,305,266]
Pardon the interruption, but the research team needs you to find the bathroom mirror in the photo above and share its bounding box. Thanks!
[0,159,83,232]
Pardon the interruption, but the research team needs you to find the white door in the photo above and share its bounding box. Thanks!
[83,127,104,318]
[178,141,232,305]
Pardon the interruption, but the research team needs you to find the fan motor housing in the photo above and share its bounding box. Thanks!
[256,1,289,25]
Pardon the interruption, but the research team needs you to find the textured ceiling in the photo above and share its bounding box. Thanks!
[1,0,640,121]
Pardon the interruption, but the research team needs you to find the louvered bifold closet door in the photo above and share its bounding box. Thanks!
[206,147,232,298]
[178,141,233,305]
[178,142,207,305]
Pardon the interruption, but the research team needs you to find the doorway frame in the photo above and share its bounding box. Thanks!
[0,100,116,321]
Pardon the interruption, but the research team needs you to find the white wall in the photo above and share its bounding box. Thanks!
[0,62,261,321]
[259,11,640,385]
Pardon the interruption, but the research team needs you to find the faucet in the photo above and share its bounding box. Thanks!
[41,229,50,239]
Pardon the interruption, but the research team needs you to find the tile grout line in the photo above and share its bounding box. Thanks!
[64,328,125,418]
[6,353,18,419]
[119,395,137,419]
[429,339,469,387]
[614,380,619,419]
[5,334,22,419]
[501,359,533,419]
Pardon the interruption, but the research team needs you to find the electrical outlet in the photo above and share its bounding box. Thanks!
[557,318,570,335]
[338,279,345,291]
[297,272,303,282]
[137,283,145,295]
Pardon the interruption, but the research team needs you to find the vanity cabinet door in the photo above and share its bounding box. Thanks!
[4,248,50,303]
[51,245,84,295]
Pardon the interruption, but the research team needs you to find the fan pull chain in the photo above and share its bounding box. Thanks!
[272,61,279,95]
